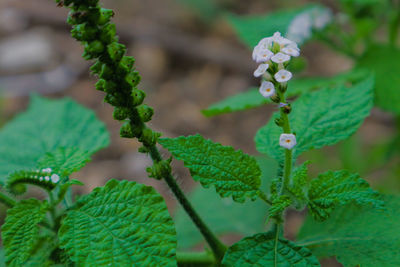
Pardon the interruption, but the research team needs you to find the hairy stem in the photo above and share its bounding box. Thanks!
[150,146,227,262]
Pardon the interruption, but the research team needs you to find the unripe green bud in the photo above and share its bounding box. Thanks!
[132,89,145,106]
[90,61,103,75]
[283,104,292,114]
[275,117,283,126]
[104,94,120,106]
[113,107,129,121]
[83,40,104,59]
[107,42,126,62]
[120,122,134,138]
[95,79,106,91]
[98,8,114,25]
[125,70,141,87]
[116,56,135,76]
[138,146,150,153]
[99,63,113,80]
[99,24,117,44]
[71,23,97,41]
[67,11,87,25]
[137,104,154,122]
[270,94,280,103]
[139,128,161,147]
[146,159,172,180]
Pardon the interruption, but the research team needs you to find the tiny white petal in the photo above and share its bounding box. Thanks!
[253,63,269,77]
[271,52,291,63]
[259,81,275,98]
[41,168,52,173]
[279,133,297,150]
[51,174,60,183]
[274,69,292,83]
[45,176,50,181]
[39,177,44,181]
[255,49,274,63]
[273,31,294,46]
[282,46,300,57]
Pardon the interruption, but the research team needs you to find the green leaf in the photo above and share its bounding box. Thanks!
[202,69,370,117]
[202,88,269,117]
[159,134,262,202]
[227,4,331,48]
[2,199,49,266]
[357,45,400,114]
[287,161,310,206]
[297,196,400,267]
[308,170,382,221]
[0,95,110,184]
[255,77,374,162]
[38,147,91,177]
[174,185,269,249]
[222,232,320,267]
[59,179,176,266]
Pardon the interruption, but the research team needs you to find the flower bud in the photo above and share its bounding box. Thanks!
[137,104,154,122]
[270,94,280,103]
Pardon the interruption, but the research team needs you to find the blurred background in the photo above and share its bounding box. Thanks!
[0,0,399,266]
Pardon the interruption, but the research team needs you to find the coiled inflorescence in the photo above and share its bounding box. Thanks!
[7,168,60,195]
[56,0,161,151]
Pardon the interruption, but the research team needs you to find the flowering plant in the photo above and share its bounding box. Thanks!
[0,1,399,266]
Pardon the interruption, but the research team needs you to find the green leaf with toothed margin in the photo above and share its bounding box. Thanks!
[297,196,400,267]
[159,134,262,203]
[2,199,49,267]
[59,179,177,267]
[222,232,320,267]
[255,76,374,163]
[0,95,109,184]
[308,170,383,221]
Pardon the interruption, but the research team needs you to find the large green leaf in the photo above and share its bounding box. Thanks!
[175,0,222,22]
[308,170,383,221]
[227,4,331,48]
[59,179,176,267]
[297,196,400,267]
[1,199,49,267]
[222,232,320,267]
[159,134,262,202]
[0,95,110,184]
[357,45,400,114]
[202,69,369,117]
[255,77,374,162]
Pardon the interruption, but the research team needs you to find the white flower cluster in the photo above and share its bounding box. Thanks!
[41,168,60,183]
[286,8,333,44]
[252,32,299,99]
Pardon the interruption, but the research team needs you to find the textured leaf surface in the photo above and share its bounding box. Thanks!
[222,232,320,267]
[38,147,91,177]
[2,199,48,266]
[357,45,400,114]
[202,69,369,117]
[0,95,109,184]
[298,196,400,266]
[308,170,382,221]
[255,77,374,162]
[59,179,176,267]
[227,4,330,47]
[174,186,269,249]
[159,134,261,202]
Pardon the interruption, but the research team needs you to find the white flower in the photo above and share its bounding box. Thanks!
[51,174,60,183]
[272,32,294,47]
[271,52,291,64]
[44,176,50,181]
[255,49,274,63]
[259,81,275,98]
[42,168,52,173]
[274,69,292,83]
[282,45,300,57]
[253,63,269,77]
[279,133,297,150]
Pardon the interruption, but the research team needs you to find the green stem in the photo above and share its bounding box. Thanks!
[273,223,281,267]
[0,191,16,208]
[277,90,293,194]
[177,251,215,266]
[149,145,227,263]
